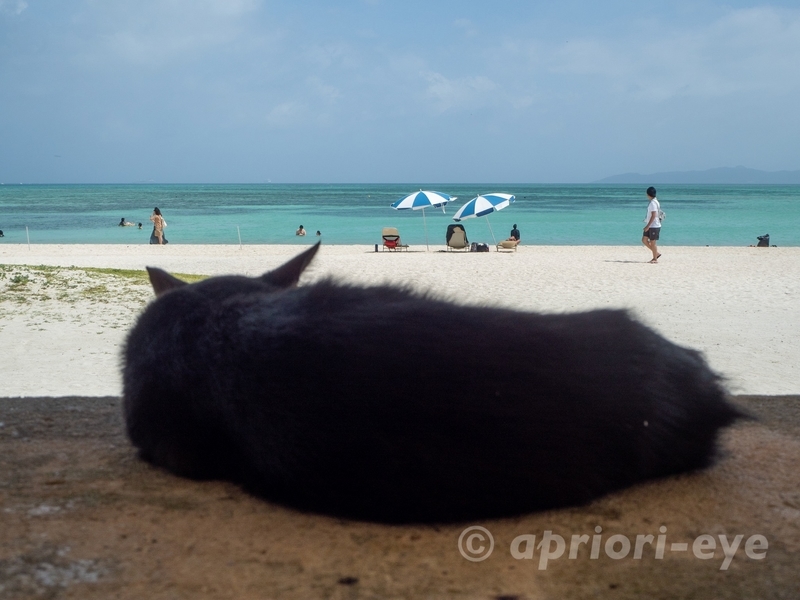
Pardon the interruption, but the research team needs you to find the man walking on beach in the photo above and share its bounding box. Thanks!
[642,187,661,263]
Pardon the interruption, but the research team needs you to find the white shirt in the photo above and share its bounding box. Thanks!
[645,198,661,228]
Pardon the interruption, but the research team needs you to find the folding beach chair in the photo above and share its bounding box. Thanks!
[382,227,409,251]
[446,224,469,251]
[496,240,518,252]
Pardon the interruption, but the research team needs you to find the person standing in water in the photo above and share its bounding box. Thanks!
[150,207,167,245]
[642,187,661,263]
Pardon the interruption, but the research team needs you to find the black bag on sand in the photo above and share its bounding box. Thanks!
[756,234,769,247]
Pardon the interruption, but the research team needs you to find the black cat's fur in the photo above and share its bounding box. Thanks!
[123,243,742,523]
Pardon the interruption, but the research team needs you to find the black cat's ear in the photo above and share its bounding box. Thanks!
[146,266,188,297]
[261,242,320,288]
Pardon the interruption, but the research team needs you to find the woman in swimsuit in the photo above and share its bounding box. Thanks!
[150,207,166,245]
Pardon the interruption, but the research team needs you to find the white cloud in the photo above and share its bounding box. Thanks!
[541,7,800,101]
[421,71,497,113]
[201,0,259,17]
[4,1,799,182]
[0,0,27,15]
[303,41,360,71]
[550,39,629,78]
[454,18,478,37]
[511,95,535,110]
[70,0,263,68]
[306,77,341,103]
[264,101,305,128]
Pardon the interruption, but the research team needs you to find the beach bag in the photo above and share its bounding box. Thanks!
[475,243,490,252]
[757,234,769,247]
[645,201,665,224]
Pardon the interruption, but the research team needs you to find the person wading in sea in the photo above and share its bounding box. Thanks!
[150,207,167,245]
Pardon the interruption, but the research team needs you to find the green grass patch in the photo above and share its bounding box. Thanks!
[80,266,207,284]
[10,274,30,287]
[0,264,207,284]
[0,264,207,305]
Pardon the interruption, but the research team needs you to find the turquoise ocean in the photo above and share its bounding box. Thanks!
[0,184,797,247]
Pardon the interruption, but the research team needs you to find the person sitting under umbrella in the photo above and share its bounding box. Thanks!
[446,223,469,245]
[506,224,520,245]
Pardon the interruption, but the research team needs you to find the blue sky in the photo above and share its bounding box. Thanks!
[1,0,799,183]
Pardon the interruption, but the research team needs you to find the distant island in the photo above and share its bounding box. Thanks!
[595,166,800,184]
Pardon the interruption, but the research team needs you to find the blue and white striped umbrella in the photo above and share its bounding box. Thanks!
[391,190,453,211]
[452,193,515,221]
[391,190,456,250]
[452,193,515,246]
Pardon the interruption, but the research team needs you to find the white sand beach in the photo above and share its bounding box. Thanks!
[2,244,799,599]
[1,243,799,397]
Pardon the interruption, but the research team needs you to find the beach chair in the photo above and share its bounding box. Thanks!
[382,227,408,251]
[496,240,518,252]
[446,224,469,251]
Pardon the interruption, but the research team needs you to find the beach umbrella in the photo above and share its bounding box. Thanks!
[391,190,455,251]
[452,193,515,246]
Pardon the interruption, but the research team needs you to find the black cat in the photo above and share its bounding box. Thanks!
[122,243,742,523]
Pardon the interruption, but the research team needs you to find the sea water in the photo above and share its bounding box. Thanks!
[0,183,797,247]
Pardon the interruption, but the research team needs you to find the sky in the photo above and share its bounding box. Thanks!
[1,0,799,183]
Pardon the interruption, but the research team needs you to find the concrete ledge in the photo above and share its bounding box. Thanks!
[1,396,798,599]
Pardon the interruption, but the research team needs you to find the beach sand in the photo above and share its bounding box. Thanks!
[1,243,799,598]
[1,243,799,396]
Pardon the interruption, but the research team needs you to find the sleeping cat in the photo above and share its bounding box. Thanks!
[122,242,742,523]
